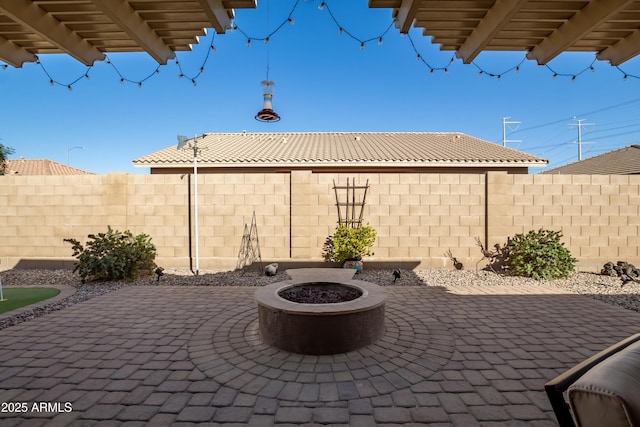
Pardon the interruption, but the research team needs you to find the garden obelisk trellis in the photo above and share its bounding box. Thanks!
[236,212,263,272]
[333,178,369,227]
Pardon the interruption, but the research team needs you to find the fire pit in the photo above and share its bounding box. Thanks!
[255,268,386,355]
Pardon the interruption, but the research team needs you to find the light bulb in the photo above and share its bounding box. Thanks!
[247,39,251,47]
[378,37,383,46]
[67,85,72,91]
[318,2,325,10]
[360,42,364,50]
[50,79,54,86]
[138,82,142,88]
[339,27,344,35]
[265,37,269,45]
[288,18,295,25]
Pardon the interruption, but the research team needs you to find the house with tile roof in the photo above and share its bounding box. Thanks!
[543,145,640,175]
[133,132,547,174]
[5,158,94,175]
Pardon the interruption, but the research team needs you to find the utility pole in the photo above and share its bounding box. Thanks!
[568,118,594,161]
[502,117,522,147]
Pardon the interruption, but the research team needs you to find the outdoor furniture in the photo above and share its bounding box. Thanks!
[545,332,640,427]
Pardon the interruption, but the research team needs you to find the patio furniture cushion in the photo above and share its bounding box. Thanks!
[567,340,640,427]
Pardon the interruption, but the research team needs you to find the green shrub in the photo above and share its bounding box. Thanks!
[329,223,377,264]
[64,226,157,282]
[506,228,576,280]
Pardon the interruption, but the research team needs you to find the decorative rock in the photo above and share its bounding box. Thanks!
[264,263,278,276]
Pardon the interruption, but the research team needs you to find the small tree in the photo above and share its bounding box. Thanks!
[0,143,15,175]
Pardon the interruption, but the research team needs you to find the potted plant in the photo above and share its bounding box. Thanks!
[329,223,377,271]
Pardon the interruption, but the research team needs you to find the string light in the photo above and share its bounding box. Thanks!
[2,0,638,89]
[319,1,394,51]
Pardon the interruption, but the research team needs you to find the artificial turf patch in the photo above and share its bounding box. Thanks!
[0,288,60,315]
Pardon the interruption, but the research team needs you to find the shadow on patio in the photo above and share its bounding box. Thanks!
[0,275,637,426]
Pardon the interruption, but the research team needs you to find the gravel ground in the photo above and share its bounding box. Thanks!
[0,266,638,330]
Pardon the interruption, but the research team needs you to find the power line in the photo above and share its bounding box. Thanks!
[517,96,640,134]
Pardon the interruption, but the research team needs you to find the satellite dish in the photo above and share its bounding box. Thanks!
[177,135,189,150]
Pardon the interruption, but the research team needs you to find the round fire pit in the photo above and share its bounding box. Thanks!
[255,269,386,355]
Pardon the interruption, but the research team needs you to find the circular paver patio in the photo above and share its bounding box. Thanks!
[1,278,640,425]
[189,300,455,402]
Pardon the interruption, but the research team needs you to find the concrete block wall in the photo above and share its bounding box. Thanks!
[306,173,486,269]
[487,172,640,271]
[1,171,639,271]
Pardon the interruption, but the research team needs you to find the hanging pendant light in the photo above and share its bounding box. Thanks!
[255,0,280,123]
[255,80,280,122]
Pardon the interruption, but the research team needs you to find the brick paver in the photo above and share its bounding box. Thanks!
[0,279,639,425]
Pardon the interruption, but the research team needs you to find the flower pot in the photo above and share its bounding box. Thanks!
[343,260,363,271]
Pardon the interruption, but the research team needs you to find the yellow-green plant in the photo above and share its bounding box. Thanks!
[329,223,377,263]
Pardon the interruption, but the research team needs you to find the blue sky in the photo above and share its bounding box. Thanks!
[1,0,639,175]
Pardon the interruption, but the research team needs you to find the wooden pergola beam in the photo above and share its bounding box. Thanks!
[394,0,420,34]
[0,35,37,67]
[198,0,233,34]
[0,0,105,66]
[92,0,175,65]
[598,29,640,66]
[456,0,528,64]
[527,0,634,65]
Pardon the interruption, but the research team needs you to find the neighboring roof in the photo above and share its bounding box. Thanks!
[369,1,640,66]
[543,145,640,175]
[133,132,548,170]
[0,0,257,67]
[5,159,94,175]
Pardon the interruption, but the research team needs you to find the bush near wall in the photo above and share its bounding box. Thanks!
[64,226,157,283]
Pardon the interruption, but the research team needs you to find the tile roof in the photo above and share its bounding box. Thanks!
[543,145,640,175]
[5,159,94,175]
[133,132,547,169]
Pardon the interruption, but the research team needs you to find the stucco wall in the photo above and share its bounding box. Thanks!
[1,171,638,272]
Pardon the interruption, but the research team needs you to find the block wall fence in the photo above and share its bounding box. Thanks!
[1,171,639,272]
